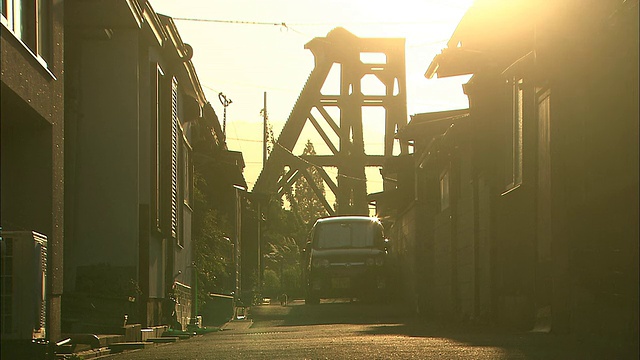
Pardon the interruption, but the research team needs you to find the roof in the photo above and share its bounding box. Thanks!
[397,109,470,140]
[315,216,380,225]
[157,14,207,107]
[425,0,535,79]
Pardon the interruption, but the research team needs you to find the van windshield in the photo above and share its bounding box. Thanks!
[314,222,383,249]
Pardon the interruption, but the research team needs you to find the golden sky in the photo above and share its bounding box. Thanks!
[151,0,474,192]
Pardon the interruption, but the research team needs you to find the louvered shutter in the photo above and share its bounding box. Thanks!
[170,77,179,239]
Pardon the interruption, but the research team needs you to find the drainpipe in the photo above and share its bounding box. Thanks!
[186,262,198,328]
[233,184,246,318]
[472,167,481,320]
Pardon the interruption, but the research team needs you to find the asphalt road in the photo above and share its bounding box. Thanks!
[102,299,597,360]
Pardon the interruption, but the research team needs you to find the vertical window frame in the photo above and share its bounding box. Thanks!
[536,87,552,262]
[35,0,51,63]
[502,76,524,193]
[440,168,450,212]
[1,0,11,27]
[182,141,192,207]
[154,64,164,233]
[513,77,524,186]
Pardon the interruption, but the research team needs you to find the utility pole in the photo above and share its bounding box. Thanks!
[218,92,232,137]
[262,91,268,168]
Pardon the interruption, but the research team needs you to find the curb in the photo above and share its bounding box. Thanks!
[57,327,223,359]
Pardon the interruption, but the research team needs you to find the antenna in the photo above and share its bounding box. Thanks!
[218,92,233,137]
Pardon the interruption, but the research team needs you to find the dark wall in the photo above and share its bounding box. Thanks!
[241,203,259,302]
[1,88,53,234]
[547,5,639,352]
[1,0,65,341]
[64,29,141,286]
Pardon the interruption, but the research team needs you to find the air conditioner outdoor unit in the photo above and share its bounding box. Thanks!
[1,230,47,341]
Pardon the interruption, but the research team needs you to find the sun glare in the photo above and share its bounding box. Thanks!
[344,0,474,41]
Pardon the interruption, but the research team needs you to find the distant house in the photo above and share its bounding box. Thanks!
[386,0,638,356]
[1,0,65,347]
[64,0,209,332]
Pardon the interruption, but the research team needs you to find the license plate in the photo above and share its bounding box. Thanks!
[331,277,350,289]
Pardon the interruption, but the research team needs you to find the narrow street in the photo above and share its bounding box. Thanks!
[102,299,588,360]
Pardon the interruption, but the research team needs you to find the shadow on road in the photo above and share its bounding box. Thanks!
[277,299,412,327]
[252,300,619,359]
[250,298,411,327]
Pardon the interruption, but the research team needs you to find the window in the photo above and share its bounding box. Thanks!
[183,142,191,207]
[503,77,524,191]
[440,168,450,211]
[1,0,52,66]
[35,0,50,63]
[314,221,382,249]
[536,89,552,261]
[153,64,164,231]
[178,139,190,249]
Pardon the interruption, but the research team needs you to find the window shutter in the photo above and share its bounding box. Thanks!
[170,77,179,239]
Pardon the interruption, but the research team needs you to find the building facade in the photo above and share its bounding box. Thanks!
[64,0,204,332]
[385,0,638,357]
[1,0,65,347]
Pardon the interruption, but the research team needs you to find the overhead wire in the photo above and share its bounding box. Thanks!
[171,16,457,47]
[274,142,376,183]
[174,15,456,109]
[171,17,288,26]
[171,17,456,27]
[229,138,391,183]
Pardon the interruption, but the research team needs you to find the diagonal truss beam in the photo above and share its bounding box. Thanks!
[300,168,336,216]
[307,113,338,155]
[276,168,301,198]
[315,106,340,136]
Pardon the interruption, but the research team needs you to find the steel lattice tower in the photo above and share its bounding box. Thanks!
[253,28,408,215]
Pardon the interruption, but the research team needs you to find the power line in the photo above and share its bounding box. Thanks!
[172,17,288,27]
[171,17,458,28]
[227,136,387,146]
[227,137,264,143]
[274,142,369,182]
[201,83,221,94]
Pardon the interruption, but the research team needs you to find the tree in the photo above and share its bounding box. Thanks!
[292,140,329,226]
[259,131,326,299]
[192,170,233,307]
[260,195,306,298]
[265,122,276,159]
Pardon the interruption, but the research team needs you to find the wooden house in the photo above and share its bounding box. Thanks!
[388,0,638,356]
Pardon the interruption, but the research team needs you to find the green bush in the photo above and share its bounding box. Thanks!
[262,269,280,298]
